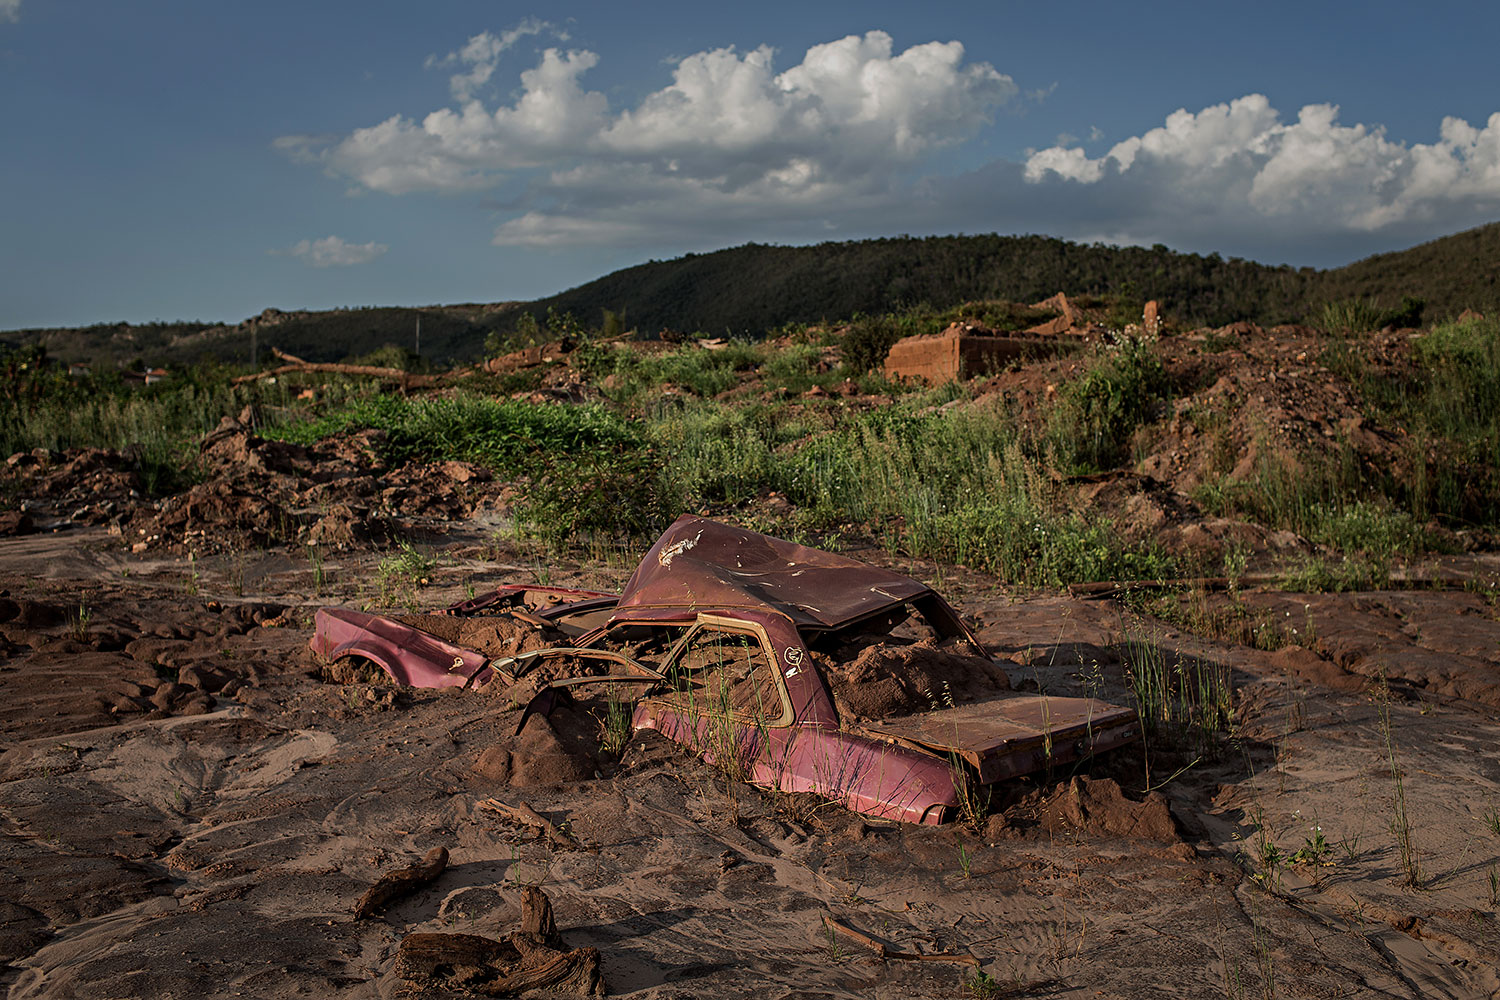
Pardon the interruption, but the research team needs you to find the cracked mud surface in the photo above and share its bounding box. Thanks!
[2,529,1499,998]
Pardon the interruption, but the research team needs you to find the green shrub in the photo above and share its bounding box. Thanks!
[1319,295,1423,334]
[1045,335,1171,472]
[265,393,641,476]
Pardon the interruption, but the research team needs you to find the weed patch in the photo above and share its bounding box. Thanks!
[1045,334,1171,473]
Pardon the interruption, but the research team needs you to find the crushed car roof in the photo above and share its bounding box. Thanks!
[612,514,933,630]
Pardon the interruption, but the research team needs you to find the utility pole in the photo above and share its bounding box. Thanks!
[415,315,421,358]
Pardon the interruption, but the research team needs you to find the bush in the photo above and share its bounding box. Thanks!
[1046,335,1171,472]
[1319,295,1424,334]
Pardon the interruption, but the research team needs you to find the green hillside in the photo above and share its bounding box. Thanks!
[8,222,1498,367]
[1314,223,1500,318]
[515,235,1318,336]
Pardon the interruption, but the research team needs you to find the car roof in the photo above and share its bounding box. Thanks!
[611,514,934,630]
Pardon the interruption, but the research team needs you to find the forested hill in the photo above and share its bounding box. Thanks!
[8,222,1498,366]
[519,235,1317,336]
[1315,222,1500,316]
[514,224,1500,336]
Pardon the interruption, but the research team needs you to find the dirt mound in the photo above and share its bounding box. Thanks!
[2,415,508,554]
[392,613,567,660]
[470,706,601,787]
[1018,776,1179,842]
[818,638,1010,721]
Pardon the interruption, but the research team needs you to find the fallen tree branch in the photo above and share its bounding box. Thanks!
[478,798,577,849]
[231,361,439,387]
[353,845,448,919]
[822,914,980,966]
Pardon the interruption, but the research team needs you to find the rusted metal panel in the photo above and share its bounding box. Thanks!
[853,697,1138,785]
[613,515,933,630]
[312,607,489,688]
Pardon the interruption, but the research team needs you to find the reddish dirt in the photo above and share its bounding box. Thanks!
[3,320,1500,997]
[1,528,1498,998]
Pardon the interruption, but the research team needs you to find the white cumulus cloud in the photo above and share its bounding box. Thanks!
[0,0,21,24]
[271,236,389,268]
[280,29,1016,243]
[426,19,559,103]
[1023,94,1500,237]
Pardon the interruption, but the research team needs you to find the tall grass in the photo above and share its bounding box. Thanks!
[1045,334,1172,473]
[1120,623,1236,751]
[651,398,1174,587]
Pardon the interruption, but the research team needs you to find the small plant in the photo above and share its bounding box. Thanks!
[824,922,845,964]
[1376,681,1421,888]
[1488,864,1498,908]
[949,756,990,831]
[378,539,435,607]
[183,554,200,596]
[308,545,328,596]
[1289,826,1331,866]
[963,969,1002,999]
[957,838,973,879]
[1245,808,1284,891]
[1482,805,1500,837]
[594,686,633,758]
[71,599,91,641]
[506,843,554,888]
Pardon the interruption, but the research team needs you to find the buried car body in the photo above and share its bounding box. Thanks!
[312,515,1138,825]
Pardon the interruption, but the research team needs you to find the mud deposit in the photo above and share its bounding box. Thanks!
[3,529,1500,999]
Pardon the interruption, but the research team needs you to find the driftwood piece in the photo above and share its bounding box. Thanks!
[393,887,603,996]
[822,914,980,966]
[230,363,438,387]
[478,798,577,849]
[521,885,557,938]
[352,845,448,919]
[231,349,438,387]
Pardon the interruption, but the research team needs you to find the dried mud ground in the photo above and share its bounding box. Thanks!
[3,527,1500,1000]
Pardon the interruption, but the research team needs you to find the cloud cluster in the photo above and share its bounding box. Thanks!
[1023,94,1500,241]
[281,29,1015,241]
[271,236,388,268]
[280,27,1500,258]
[425,18,559,103]
[0,0,21,24]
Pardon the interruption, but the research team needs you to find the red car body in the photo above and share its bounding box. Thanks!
[312,516,1138,824]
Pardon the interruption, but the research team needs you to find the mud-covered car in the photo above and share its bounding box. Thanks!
[312,515,1139,824]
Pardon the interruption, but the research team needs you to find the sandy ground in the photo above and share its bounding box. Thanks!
[3,526,1500,999]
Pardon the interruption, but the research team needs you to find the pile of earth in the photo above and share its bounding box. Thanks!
[952,321,1476,562]
[815,636,1011,722]
[1,411,509,555]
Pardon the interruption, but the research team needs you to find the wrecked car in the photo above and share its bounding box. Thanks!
[312,515,1139,824]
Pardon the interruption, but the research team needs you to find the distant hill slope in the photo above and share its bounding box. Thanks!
[517,223,1499,336]
[2,304,512,368]
[518,235,1317,336]
[9,222,1497,366]
[1314,223,1500,318]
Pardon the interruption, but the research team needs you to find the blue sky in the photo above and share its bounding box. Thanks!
[3,1,1498,328]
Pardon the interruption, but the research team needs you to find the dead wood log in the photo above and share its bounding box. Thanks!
[478,798,577,849]
[1067,572,1484,599]
[480,949,603,997]
[521,885,557,938]
[822,914,980,966]
[352,845,448,919]
[392,886,603,996]
[230,346,439,387]
[230,362,438,387]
